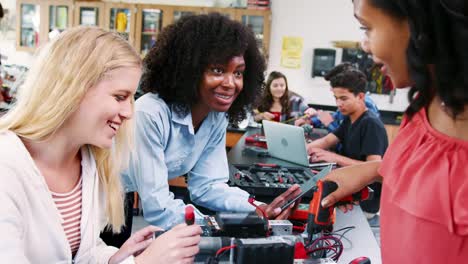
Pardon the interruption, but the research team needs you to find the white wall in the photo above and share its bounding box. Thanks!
[268,0,408,111]
[1,0,408,111]
[0,0,35,67]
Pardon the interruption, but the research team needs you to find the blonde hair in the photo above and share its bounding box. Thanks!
[0,26,142,232]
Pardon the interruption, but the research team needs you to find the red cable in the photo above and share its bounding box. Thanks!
[293,225,305,232]
[215,245,236,257]
[248,197,268,219]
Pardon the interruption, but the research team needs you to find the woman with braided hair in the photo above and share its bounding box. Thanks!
[320,0,468,262]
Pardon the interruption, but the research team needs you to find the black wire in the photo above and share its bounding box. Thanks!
[327,225,356,243]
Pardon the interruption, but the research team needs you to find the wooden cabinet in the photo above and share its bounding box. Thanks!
[235,9,271,57]
[16,0,73,51]
[74,1,105,27]
[16,0,42,52]
[43,0,74,42]
[16,0,272,58]
[206,7,236,19]
[103,2,137,45]
[134,4,171,56]
[171,6,204,23]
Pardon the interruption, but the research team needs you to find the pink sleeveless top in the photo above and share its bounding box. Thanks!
[379,108,468,263]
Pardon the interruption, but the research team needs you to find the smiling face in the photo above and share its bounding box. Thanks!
[269,77,287,100]
[66,67,141,149]
[354,0,411,88]
[197,55,245,113]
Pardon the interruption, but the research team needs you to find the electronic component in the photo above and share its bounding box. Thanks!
[185,205,195,225]
[235,236,295,264]
[268,220,293,236]
[280,165,332,211]
[305,180,372,261]
[307,181,373,236]
[198,237,231,255]
[349,256,371,264]
[307,180,338,236]
[229,163,331,198]
[203,212,268,238]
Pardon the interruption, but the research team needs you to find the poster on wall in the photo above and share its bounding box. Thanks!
[280,36,303,69]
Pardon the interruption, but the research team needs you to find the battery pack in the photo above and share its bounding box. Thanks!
[235,237,295,264]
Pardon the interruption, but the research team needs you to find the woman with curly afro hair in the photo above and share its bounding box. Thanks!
[122,13,301,229]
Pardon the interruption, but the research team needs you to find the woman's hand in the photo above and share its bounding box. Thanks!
[261,112,276,121]
[320,161,381,212]
[256,184,301,219]
[255,111,275,122]
[109,225,160,264]
[135,224,202,264]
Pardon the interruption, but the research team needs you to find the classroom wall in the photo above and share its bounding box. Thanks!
[0,0,35,67]
[1,0,409,111]
[268,0,408,112]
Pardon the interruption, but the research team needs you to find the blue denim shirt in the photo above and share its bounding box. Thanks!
[121,93,254,229]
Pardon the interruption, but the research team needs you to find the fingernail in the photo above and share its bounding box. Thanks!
[321,199,329,207]
[274,207,281,214]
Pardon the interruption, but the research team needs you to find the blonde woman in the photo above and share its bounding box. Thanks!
[0,27,201,263]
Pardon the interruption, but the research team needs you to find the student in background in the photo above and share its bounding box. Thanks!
[0,27,201,264]
[306,63,388,216]
[295,63,380,132]
[122,13,301,230]
[300,93,380,131]
[320,0,468,262]
[254,71,315,123]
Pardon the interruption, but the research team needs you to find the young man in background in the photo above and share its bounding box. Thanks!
[306,63,388,216]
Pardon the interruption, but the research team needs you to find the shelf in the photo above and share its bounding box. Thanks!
[109,29,129,34]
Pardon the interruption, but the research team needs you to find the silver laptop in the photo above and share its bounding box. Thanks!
[262,120,335,168]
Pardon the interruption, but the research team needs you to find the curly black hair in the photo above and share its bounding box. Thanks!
[140,13,266,123]
[324,62,367,95]
[256,71,290,115]
[367,0,468,118]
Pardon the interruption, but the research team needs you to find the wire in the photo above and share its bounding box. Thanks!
[215,245,236,260]
[248,196,268,219]
[293,225,305,232]
[305,225,356,261]
[305,234,344,261]
[326,226,356,245]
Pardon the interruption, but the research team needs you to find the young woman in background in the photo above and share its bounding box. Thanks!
[254,71,314,123]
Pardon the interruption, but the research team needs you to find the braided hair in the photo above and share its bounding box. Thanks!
[368,0,468,118]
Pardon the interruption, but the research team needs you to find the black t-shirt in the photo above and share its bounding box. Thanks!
[332,110,388,213]
[333,111,388,160]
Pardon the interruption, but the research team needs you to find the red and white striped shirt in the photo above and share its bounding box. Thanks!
[51,177,82,257]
